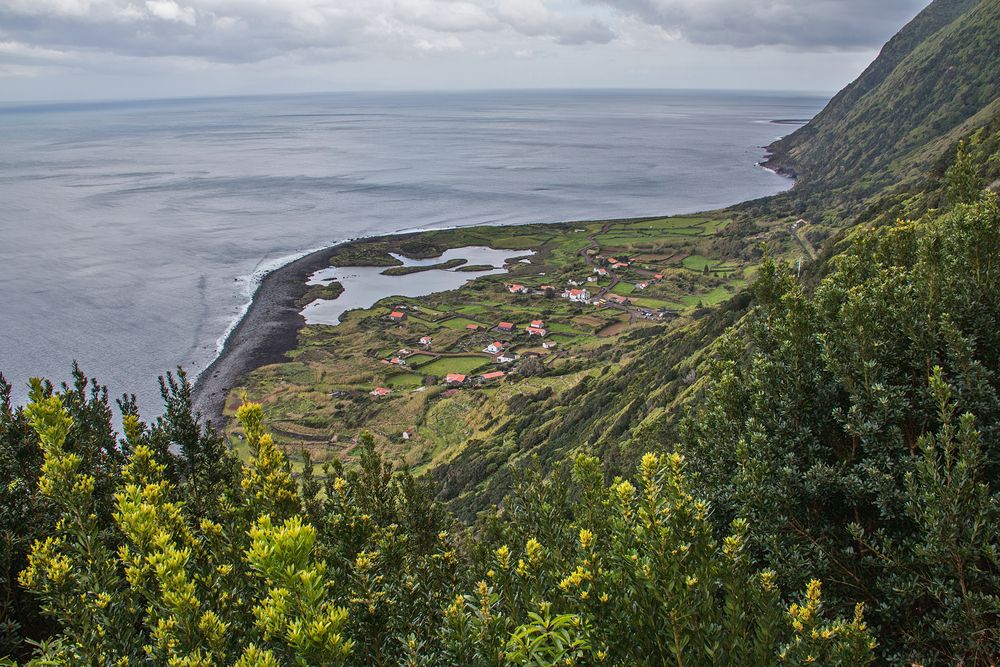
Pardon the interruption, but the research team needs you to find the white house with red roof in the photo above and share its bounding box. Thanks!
[484,341,506,354]
[445,373,466,385]
[389,311,406,322]
[526,326,548,337]
[530,319,544,328]
[507,283,528,294]
[370,387,392,397]
[497,321,514,332]
[480,371,505,383]
[419,336,432,347]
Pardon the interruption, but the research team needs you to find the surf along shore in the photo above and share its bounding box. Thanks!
[191,196,797,431]
[191,224,564,427]
[192,245,340,427]
[190,215,657,427]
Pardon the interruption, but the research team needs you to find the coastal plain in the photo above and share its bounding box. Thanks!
[222,209,825,474]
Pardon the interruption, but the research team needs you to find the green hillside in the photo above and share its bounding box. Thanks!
[763,0,1000,213]
[4,2,1000,665]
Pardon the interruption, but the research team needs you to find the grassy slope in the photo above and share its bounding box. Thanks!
[229,0,1000,519]
[433,0,1000,517]
[763,0,999,213]
[228,212,782,482]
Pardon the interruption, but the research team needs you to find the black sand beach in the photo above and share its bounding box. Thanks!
[191,246,336,427]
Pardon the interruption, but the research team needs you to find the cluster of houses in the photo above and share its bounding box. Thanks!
[506,283,558,296]
[502,254,672,309]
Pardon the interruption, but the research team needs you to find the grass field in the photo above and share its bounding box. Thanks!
[406,353,437,366]
[416,355,490,376]
[682,255,717,271]
[631,296,683,310]
[682,286,733,307]
[386,373,425,388]
[439,316,484,330]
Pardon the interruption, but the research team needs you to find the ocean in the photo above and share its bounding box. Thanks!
[0,89,825,415]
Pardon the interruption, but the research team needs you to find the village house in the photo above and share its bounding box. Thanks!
[389,311,406,322]
[497,321,514,332]
[530,319,544,328]
[612,261,629,269]
[587,276,597,282]
[466,323,480,331]
[479,371,505,383]
[654,274,664,280]
[495,353,517,363]
[636,281,649,290]
[419,336,432,347]
[606,294,630,305]
[484,341,505,354]
[370,387,392,398]
[526,325,547,337]
[402,427,415,440]
[445,373,467,386]
[542,341,557,349]
[389,357,406,366]
[563,288,590,303]
[594,267,609,277]
[507,283,528,294]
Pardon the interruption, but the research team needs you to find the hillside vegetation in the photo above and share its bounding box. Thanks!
[2,0,1000,664]
[763,0,1000,214]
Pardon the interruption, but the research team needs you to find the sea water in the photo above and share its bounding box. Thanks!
[0,90,825,413]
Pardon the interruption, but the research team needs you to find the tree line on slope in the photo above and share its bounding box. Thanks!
[2,379,873,665]
[677,188,1000,663]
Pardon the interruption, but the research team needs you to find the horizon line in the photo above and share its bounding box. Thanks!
[0,85,836,109]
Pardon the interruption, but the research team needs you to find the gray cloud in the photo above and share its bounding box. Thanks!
[591,0,929,50]
[0,0,614,67]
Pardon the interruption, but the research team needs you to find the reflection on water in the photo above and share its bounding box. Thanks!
[302,246,533,325]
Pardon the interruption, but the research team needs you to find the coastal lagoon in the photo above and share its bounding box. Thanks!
[303,247,532,326]
[0,90,826,412]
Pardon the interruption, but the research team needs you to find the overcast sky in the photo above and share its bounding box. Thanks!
[0,0,931,102]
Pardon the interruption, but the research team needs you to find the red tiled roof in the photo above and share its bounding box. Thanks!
[390,311,405,318]
[446,373,466,383]
[481,371,505,380]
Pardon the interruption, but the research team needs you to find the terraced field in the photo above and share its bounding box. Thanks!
[227,208,792,467]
